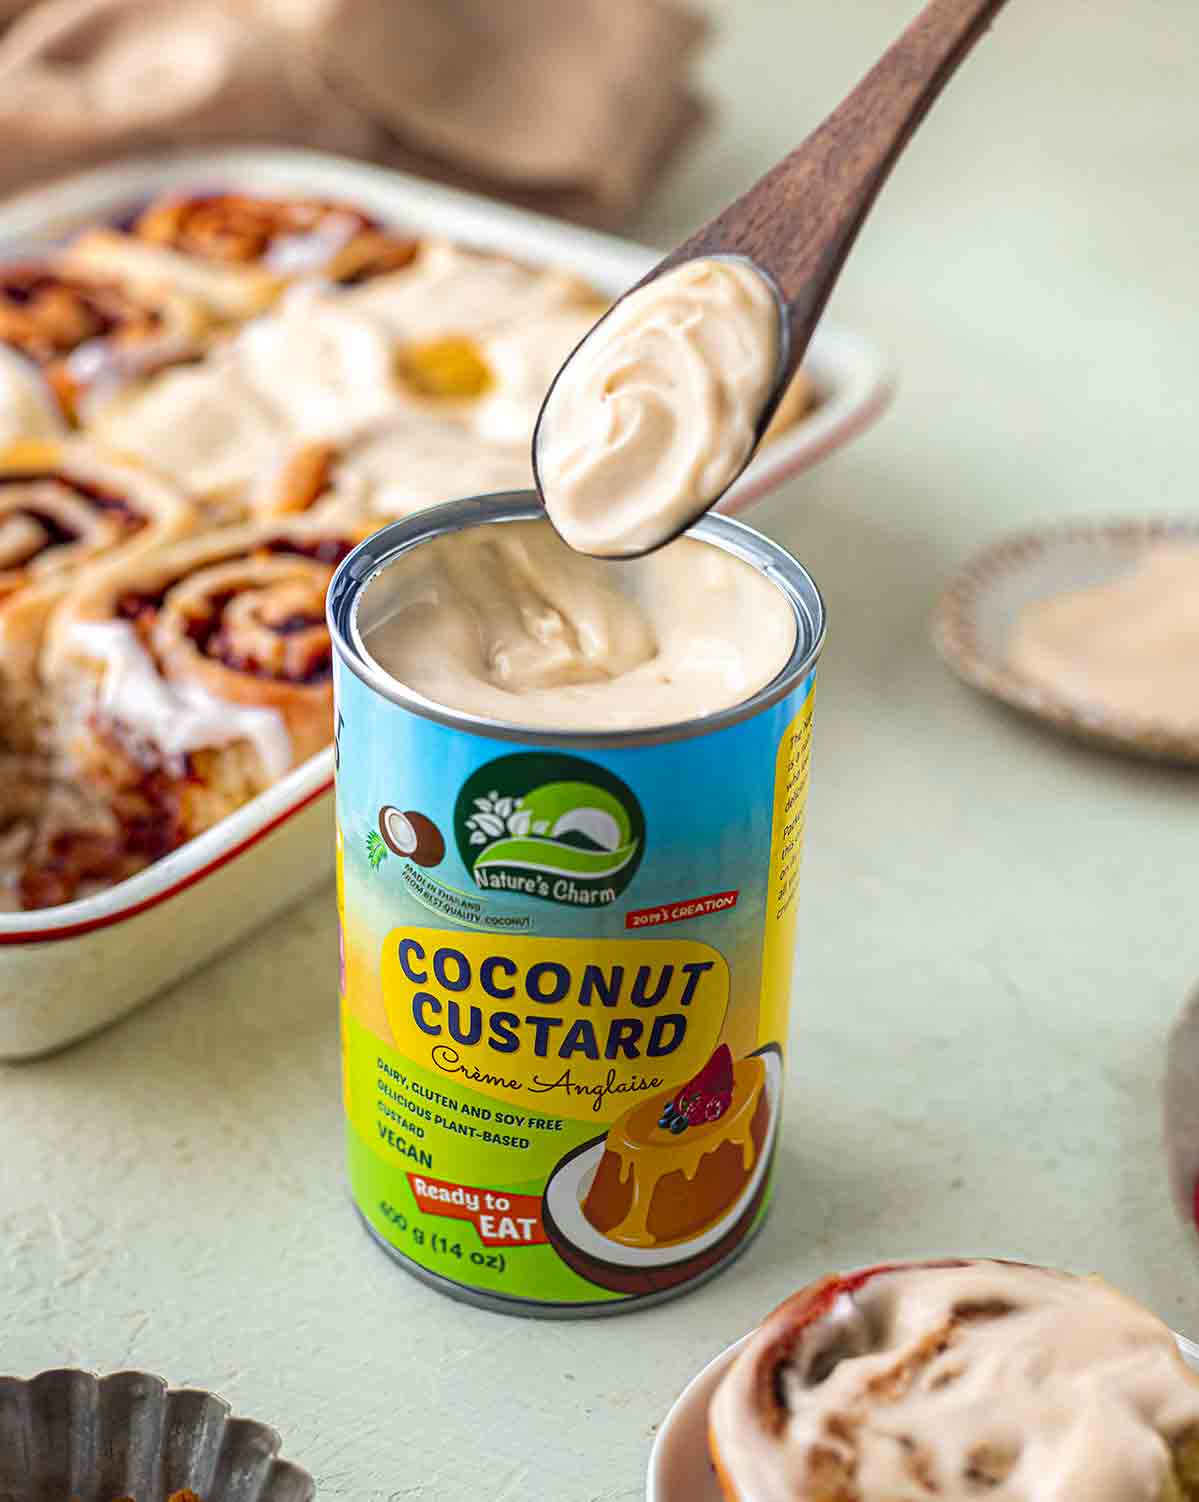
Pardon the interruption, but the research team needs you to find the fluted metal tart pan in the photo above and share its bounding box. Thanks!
[0,1368,314,1502]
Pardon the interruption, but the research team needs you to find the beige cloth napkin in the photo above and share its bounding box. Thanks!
[0,0,709,226]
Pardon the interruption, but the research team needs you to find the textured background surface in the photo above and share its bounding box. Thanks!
[4,1,1199,1497]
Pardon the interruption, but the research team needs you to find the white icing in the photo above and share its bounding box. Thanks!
[262,214,361,275]
[0,346,66,444]
[90,353,289,497]
[86,244,597,502]
[329,416,532,518]
[235,284,401,436]
[70,620,293,779]
[92,284,408,499]
[471,304,601,446]
[340,240,585,342]
[536,258,780,557]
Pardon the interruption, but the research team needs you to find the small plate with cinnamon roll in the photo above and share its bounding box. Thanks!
[0,146,891,1058]
[648,1258,1199,1502]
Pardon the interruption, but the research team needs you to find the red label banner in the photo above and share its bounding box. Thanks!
[406,1173,547,1246]
[624,889,739,929]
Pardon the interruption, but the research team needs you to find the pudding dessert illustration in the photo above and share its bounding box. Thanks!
[582,1045,770,1249]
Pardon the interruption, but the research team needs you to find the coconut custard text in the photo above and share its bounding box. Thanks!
[397,935,715,1060]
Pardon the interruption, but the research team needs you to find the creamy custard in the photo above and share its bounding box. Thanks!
[535,258,780,557]
[1009,543,1199,731]
[359,517,796,731]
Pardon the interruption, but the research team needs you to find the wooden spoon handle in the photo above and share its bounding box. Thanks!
[667,0,1010,359]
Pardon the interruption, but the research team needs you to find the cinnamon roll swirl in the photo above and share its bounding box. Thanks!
[0,259,205,424]
[0,440,194,705]
[68,192,419,322]
[27,515,366,907]
[708,1259,1199,1502]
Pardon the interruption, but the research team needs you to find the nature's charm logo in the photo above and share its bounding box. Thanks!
[454,753,644,907]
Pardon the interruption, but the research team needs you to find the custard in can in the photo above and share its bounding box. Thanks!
[328,494,824,1315]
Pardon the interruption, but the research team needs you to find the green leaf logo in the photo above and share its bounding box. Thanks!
[454,754,644,908]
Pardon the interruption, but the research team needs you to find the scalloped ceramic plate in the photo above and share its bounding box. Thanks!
[646,1328,1199,1502]
[0,1369,314,1502]
[932,518,1199,765]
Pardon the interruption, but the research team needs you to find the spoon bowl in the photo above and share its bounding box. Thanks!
[531,253,791,559]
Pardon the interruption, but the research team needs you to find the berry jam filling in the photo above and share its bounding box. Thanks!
[261,535,356,567]
[133,193,382,263]
[272,611,325,635]
[114,539,351,680]
[7,508,79,554]
[209,633,332,684]
[0,269,160,362]
[190,591,330,683]
[116,587,165,626]
[17,745,191,910]
[0,470,141,525]
[658,1043,735,1134]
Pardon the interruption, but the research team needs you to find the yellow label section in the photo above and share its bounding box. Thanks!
[380,927,729,1120]
[759,687,815,1049]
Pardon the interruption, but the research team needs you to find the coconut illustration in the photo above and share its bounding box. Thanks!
[378,806,445,867]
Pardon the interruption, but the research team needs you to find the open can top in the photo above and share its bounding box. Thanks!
[326,490,826,751]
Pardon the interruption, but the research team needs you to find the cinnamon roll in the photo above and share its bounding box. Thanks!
[708,1259,1199,1502]
[0,258,205,424]
[87,241,614,508]
[341,244,607,446]
[68,192,419,322]
[27,515,366,907]
[0,440,194,710]
[345,240,591,329]
[89,284,405,507]
[254,415,533,520]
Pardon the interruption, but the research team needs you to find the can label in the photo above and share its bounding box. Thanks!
[334,660,815,1310]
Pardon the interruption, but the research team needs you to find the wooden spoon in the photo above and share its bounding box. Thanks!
[534,0,1011,557]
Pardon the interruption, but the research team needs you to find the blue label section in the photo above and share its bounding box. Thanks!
[335,659,813,1021]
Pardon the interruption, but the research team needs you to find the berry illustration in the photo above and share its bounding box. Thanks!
[662,1044,736,1134]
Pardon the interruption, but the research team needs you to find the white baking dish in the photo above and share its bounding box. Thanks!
[0,147,893,1060]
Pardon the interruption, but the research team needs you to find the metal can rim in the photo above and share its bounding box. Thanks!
[327,491,825,750]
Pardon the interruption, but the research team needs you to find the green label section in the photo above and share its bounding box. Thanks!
[344,1007,620,1306]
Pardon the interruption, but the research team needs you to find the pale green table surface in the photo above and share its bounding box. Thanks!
[3,2,1197,1498]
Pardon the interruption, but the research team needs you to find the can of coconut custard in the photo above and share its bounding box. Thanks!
[327,494,824,1315]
